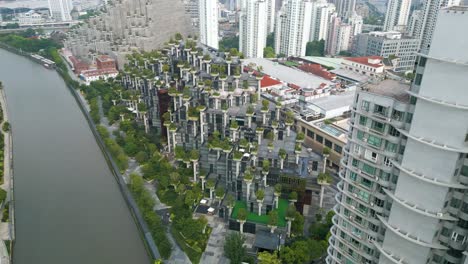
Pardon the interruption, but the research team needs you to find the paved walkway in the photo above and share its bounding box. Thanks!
[0,88,12,264]
[200,216,229,264]
[96,98,190,263]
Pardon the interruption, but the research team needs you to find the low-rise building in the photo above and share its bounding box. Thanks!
[352,31,419,72]
[80,69,119,85]
[341,56,385,77]
[17,11,45,25]
[96,55,116,70]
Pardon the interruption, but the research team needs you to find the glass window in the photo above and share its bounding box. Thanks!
[358,190,369,203]
[371,121,385,133]
[361,178,373,188]
[451,198,462,208]
[307,129,314,138]
[334,144,342,154]
[367,135,382,148]
[361,100,370,111]
[385,142,398,153]
[391,110,403,121]
[352,159,359,167]
[359,116,367,125]
[414,73,423,85]
[357,130,365,140]
[406,113,413,123]
[325,139,333,148]
[316,134,323,144]
[419,56,427,67]
[373,104,387,116]
[461,165,468,177]
[363,163,376,175]
[389,126,400,137]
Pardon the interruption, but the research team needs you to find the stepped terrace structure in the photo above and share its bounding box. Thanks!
[64,0,193,66]
[117,38,328,236]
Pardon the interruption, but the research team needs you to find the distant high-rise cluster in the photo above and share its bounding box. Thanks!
[239,0,268,58]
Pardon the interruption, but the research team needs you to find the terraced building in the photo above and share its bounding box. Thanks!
[118,38,326,235]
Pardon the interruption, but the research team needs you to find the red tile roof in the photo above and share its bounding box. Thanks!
[344,56,384,67]
[298,63,337,81]
[261,75,282,88]
[81,68,118,77]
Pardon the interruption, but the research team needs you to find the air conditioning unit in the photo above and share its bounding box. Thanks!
[437,212,443,217]
[363,138,368,142]
[357,169,362,173]
[386,118,392,122]
[353,193,358,197]
[351,205,355,210]
[375,177,379,181]
[349,215,353,220]
[365,127,370,132]
[370,202,374,207]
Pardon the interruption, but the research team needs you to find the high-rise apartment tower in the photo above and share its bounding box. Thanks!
[327,6,468,264]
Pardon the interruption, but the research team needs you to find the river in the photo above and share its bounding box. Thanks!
[0,49,150,263]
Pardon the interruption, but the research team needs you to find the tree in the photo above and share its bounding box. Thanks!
[267,210,278,233]
[215,186,225,201]
[305,40,325,56]
[258,251,281,264]
[170,172,180,189]
[237,208,248,234]
[219,36,239,51]
[224,232,246,264]
[263,46,276,58]
[291,212,304,236]
[135,151,148,163]
[266,32,275,49]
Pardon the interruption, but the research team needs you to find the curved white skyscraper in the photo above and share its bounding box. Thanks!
[327,6,468,264]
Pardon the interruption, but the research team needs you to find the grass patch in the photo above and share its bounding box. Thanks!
[283,61,299,67]
[231,199,289,227]
[170,225,211,264]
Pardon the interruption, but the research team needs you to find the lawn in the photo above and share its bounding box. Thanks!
[283,61,299,67]
[170,225,212,264]
[230,199,289,227]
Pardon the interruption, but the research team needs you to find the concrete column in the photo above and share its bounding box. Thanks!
[246,182,251,201]
[236,161,240,178]
[193,161,198,182]
[258,202,262,215]
[319,185,326,208]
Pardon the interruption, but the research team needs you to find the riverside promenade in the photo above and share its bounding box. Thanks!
[0,87,13,264]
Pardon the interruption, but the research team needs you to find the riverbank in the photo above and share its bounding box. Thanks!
[0,84,13,264]
[0,46,158,262]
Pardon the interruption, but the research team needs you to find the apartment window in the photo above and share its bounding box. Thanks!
[359,116,367,126]
[450,198,462,208]
[361,178,373,188]
[350,172,357,181]
[371,121,385,133]
[461,165,468,177]
[361,100,370,111]
[358,191,370,203]
[373,104,387,116]
[419,56,427,67]
[385,142,398,153]
[441,227,450,237]
[316,135,324,144]
[391,109,403,121]
[325,139,333,148]
[368,223,379,233]
[410,96,417,105]
[357,130,365,141]
[353,144,361,154]
[458,219,468,228]
[406,113,413,123]
[362,163,376,176]
[352,227,362,238]
[384,157,392,167]
[358,204,368,214]
[364,149,378,162]
[334,144,342,154]
[389,126,400,137]
[414,73,423,85]
[380,171,391,181]
[352,159,359,167]
[367,135,382,148]
[307,129,314,138]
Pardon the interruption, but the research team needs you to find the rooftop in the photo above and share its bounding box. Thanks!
[231,199,289,227]
[344,56,384,68]
[243,58,333,89]
[261,75,283,88]
[300,56,344,69]
[331,68,369,83]
[361,79,411,102]
[309,90,356,111]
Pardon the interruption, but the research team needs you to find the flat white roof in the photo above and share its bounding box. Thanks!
[309,90,356,111]
[243,58,333,89]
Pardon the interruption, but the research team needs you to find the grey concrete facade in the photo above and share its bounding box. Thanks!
[328,7,468,264]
